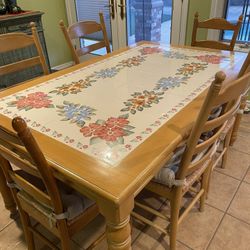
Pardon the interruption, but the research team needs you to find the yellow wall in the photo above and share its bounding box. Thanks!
[19,0,72,67]
[17,1,213,65]
[185,0,212,45]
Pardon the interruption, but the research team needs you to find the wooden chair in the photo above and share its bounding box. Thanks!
[230,51,250,145]
[191,12,243,51]
[0,22,49,80]
[60,13,111,65]
[0,117,104,250]
[132,71,250,250]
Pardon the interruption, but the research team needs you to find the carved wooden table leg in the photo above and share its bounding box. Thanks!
[106,216,131,250]
[230,95,247,146]
[0,166,17,218]
[98,196,133,250]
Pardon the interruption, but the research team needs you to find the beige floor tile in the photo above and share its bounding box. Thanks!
[0,219,51,250]
[132,230,190,250]
[72,214,106,249]
[228,182,250,224]
[177,205,223,249]
[244,168,250,184]
[208,214,250,250]
[0,220,26,250]
[233,134,250,155]
[0,195,13,232]
[206,171,240,211]
[216,148,250,180]
[241,114,250,125]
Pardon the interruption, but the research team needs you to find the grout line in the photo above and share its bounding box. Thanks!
[230,146,250,156]
[214,166,250,182]
[131,197,167,245]
[226,213,250,227]
[213,168,243,181]
[0,219,15,233]
[206,164,250,249]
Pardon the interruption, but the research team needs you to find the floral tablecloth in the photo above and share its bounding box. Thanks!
[0,45,245,166]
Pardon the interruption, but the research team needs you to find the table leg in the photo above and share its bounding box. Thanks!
[230,95,247,145]
[0,166,17,218]
[98,196,133,250]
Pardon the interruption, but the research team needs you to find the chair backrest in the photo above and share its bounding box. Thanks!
[238,51,250,78]
[176,71,250,180]
[0,117,64,215]
[60,13,111,64]
[0,22,49,78]
[191,12,243,51]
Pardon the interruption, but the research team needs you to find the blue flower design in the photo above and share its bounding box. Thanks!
[56,101,96,127]
[163,51,190,60]
[94,67,120,78]
[154,77,189,91]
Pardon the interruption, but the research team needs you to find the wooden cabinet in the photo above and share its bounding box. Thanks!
[0,11,51,88]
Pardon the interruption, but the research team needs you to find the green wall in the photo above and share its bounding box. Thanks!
[185,0,212,45]
[19,0,71,67]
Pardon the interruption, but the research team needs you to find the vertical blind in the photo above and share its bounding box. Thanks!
[75,0,112,41]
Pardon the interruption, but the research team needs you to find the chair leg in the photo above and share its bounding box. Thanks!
[230,96,247,146]
[199,168,210,212]
[19,210,35,250]
[169,188,182,250]
[206,164,213,199]
[221,127,233,169]
[58,221,71,250]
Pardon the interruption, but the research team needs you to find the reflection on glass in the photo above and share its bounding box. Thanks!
[223,0,250,42]
[127,0,172,45]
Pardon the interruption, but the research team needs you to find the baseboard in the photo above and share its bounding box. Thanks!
[51,61,74,71]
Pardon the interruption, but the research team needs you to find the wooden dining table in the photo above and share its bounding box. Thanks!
[0,42,247,249]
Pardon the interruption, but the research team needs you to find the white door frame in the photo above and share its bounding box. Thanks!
[207,0,226,40]
[171,0,189,45]
[64,0,189,49]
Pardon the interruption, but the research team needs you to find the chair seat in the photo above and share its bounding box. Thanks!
[153,106,223,188]
[153,148,209,189]
[16,170,95,221]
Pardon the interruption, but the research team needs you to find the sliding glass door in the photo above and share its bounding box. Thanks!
[65,0,188,54]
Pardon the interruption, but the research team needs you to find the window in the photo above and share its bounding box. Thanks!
[222,0,250,43]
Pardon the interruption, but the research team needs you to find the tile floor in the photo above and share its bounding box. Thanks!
[0,115,249,250]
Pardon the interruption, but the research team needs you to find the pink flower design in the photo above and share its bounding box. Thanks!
[195,55,222,64]
[8,92,54,110]
[80,123,104,137]
[97,126,126,142]
[80,116,134,146]
[140,47,163,55]
[105,117,129,128]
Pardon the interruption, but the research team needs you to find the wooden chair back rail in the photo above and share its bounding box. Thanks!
[238,52,250,78]
[203,101,240,132]
[213,73,250,106]
[0,126,23,145]
[197,18,239,30]
[9,171,53,207]
[0,22,49,77]
[176,71,250,180]
[194,125,225,155]
[60,12,111,65]
[191,12,242,51]
[0,145,40,178]
[76,41,107,56]
[68,21,102,39]
[0,33,35,53]
[187,143,216,175]
[192,41,231,51]
[0,56,41,76]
